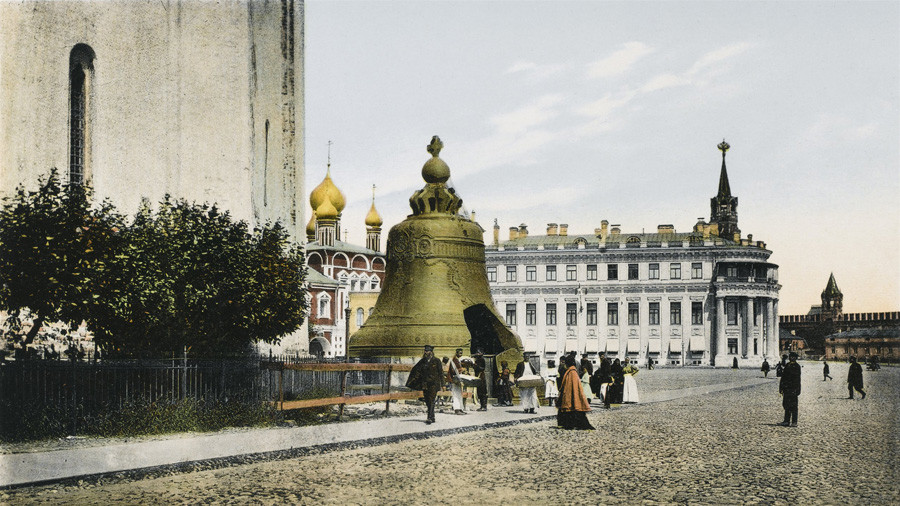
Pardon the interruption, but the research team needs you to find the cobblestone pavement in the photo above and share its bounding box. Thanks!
[3,363,897,505]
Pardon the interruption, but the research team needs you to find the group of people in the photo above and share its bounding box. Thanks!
[407,346,642,430]
[776,352,868,428]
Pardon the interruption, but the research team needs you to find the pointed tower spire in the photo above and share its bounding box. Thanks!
[717,139,732,197]
[710,139,740,241]
[821,273,843,320]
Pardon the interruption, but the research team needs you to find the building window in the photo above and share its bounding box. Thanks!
[628,303,639,325]
[69,44,95,185]
[666,302,679,325]
[368,307,374,316]
[546,265,557,281]
[692,263,703,279]
[587,303,597,325]
[607,303,619,325]
[754,300,760,326]
[628,264,639,280]
[546,304,557,325]
[317,295,331,319]
[726,301,738,325]
[728,338,738,354]
[692,302,703,324]
[566,265,577,281]
[566,303,577,326]
[586,264,597,280]
[505,303,517,326]
[526,303,536,325]
[487,266,497,282]
[608,264,618,280]
[506,266,517,282]
[670,263,681,279]
[526,265,536,281]
[356,308,364,327]
[649,263,659,280]
[726,266,738,278]
[649,302,660,325]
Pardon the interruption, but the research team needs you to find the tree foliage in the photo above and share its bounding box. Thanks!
[0,169,123,348]
[1,171,307,357]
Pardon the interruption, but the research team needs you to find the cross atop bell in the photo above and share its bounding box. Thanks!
[348,137,524,365]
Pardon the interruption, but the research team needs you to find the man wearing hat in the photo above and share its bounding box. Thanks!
[406,345,445,424]
[847,356,866,399]
[778,351,801,427]
[472,349,489,411]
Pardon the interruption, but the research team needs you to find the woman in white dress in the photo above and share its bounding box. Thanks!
[621,358,640,403]
[544,366,559,407]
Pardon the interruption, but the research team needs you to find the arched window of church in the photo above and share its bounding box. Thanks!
[69,44,95,185]
[356,308,364,327]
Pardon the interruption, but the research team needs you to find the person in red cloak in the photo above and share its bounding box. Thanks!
[557,354,594,430]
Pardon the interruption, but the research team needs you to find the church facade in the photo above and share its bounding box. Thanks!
[485,141,781,368]
[304,170,385,358]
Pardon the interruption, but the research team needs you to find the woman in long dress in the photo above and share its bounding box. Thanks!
[557,355,594,430]
[544,369,559,407]
[621,358,640,403]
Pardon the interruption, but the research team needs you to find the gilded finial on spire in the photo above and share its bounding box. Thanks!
[718,139,730,157]
[422,135,450,184]
[427,136,443,157]
[372,184,377,201]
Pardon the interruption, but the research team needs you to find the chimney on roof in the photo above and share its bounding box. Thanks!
[518,224,528,238]
[547,223,558,236]
[493,219,500,246]
[658,224,675,235]
[599,220,609,240]
[470,210,476,223]
[559,224,568,236]
[610,224,621,236]
[509,227,518,240]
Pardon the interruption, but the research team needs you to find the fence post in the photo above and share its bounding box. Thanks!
[278,362,284,411]
[338,370,348,421]
[70,356,77,437]
[384,365,392,414]
[181,347,188,401]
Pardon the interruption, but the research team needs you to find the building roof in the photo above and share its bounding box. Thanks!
[305,268,340,287]
[488,231,740,251]
[825,327,900,340]
[823,273,841,297]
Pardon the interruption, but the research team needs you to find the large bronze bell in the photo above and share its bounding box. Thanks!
[349,137,523,365]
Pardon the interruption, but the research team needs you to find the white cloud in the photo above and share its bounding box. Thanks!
[506,60,565,80]
[506,61,538,73]
[489,94,564,135]
[804,113,879,147]
[587,41,655,79]
[640,73,691,93]
[686,42,754,76]
[575,90,638,119]
[478,186,588,214]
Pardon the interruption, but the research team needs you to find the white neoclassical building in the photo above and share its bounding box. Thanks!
[485,142,780,368]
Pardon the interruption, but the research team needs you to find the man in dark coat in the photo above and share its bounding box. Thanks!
[847,356,866,399]
[778,351,801,427]
[406,345,445,424]
[473,349,488,411]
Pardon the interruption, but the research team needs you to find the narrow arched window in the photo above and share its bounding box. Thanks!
[69,44,95,185]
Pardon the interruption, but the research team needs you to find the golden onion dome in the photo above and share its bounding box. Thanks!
[309,169,346,214]
[305,210,317,238]
[365,200,383,227]
[316,196,339,220]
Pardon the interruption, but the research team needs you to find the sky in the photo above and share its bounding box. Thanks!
[304,1,900,316]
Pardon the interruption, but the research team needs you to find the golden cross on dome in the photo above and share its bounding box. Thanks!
[371,184,376,201]
[327,140,333,168]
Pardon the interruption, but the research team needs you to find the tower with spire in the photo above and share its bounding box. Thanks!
[821,273,843,320]
[710,140,740,241]
[365,185,383,252]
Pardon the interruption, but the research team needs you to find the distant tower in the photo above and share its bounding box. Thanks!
[821,273,843,320]
[710,140,741,241]
[365,185,383,252]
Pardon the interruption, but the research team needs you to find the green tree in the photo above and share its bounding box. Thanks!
[89,197,307,356]
[0,169,123,352]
